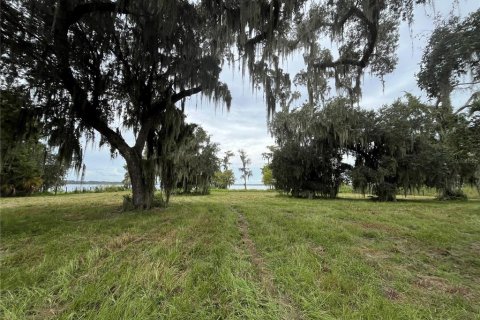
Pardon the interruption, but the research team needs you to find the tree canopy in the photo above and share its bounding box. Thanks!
[213,151,236,189]
[0,89,69,196]
[1,0,431,208]
[417,9,480,109]
[270,99,354,198]
[270,94,479,200]
[173,127,220,196]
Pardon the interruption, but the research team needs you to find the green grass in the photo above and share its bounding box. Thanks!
[1,191,479,319]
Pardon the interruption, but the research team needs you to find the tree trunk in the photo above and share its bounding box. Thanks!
[125,153,156,209]
[244,177,247,190]
[376,181,397,201]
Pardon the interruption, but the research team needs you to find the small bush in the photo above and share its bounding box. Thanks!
[152,193,166,208]
[122,194,135,211]
[437,189,468,201]
[122,193,166,211]
[104,185,126,192]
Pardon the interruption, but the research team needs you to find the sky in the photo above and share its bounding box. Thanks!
[67,1,479,184]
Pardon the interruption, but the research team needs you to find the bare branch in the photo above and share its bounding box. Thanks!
[314,5,378,70]
[172,86,203,103]
[454,91,480,115]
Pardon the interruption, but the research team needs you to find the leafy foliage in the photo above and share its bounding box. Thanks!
[353,95,479,200]
[415,10,480,198]
[220,151,235,171]
[41,150,69,194]
[270,94,479,201]
[0,142,44,196]
[261,165,274,189]
[0,89,68,196]
[122,164,131,189]
[0,0,235,208]
[156,124,220,201]
[351,96,431,200]
[212,170,236,189]
[269,99,354,198]
[417,9,480,108]
[175,127,220,195]
[213,150,236,189]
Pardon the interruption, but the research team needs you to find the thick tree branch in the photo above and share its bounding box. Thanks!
[454,91,480,115]
[134,86,203,152]
[452,81,480,88]
[314,5,378,70]
[52,2,132,159]
[134,99,166,154]
[314,58,365,69]
[172,86,203,104]
[70,1,132,25]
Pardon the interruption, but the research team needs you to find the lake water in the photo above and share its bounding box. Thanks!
[62,184,123,192]
[229,184,269,190]
[62,183,269,192]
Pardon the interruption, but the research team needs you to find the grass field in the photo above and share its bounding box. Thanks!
[1,190,479,319]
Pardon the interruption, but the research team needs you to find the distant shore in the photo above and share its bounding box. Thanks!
[62,183,269,192]
[65,180,123,185]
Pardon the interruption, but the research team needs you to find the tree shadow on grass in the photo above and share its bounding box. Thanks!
[0,201,169,239]
[271,191,480,204]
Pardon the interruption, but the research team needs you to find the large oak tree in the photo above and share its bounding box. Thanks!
[1,0,425,208]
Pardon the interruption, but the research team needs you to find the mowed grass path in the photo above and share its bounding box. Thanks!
[1,191,479,319]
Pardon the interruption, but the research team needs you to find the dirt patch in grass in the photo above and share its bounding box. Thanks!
[446,286,473,297]
[358,221,397,233]
[425,248,452,259]
[152,229,179,246]
[106,233,144,251]
[32,304,66,320]
[415,275,450,291]
[310,245,326,256]
[469,241,480,254]
[414,275,473,299]
[383,287,402,301]
[308,244,331,272]
[357,246,390,260]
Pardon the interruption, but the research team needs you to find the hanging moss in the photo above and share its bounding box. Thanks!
[2,0,433,208]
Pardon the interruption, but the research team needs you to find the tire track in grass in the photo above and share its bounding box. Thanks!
[232,205,302,320]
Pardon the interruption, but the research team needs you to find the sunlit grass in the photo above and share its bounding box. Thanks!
[1,191,479,319]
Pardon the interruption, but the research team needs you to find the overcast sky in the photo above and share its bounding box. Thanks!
[68,1,479,183]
